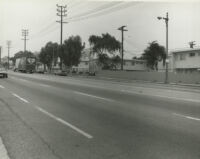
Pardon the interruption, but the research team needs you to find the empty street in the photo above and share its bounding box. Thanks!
[0,72,200,159]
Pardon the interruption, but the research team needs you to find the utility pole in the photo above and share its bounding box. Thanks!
[22,29,29,53]
[0,46,1,63]
[157,12,169,84]
[56,4,67,69]
[52,46,55,71]
[56,4,67,45]
[118,25,128,70]
[6,41,11,69]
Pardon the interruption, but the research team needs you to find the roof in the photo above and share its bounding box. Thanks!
[171,47,200,54]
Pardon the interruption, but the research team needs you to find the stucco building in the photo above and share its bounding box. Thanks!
[172,48,200,73]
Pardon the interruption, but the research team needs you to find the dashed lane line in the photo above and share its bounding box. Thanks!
[35,106,93,139]
[173,113,200,121]
[74,91,114,102]
[39,84,51,88]
[12,93,29,103]
[0,85,5,89]
[0,136,10,159]
[10,76,51,88]
[10,92,93,139]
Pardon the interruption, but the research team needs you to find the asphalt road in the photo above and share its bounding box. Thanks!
[0,72,200,159]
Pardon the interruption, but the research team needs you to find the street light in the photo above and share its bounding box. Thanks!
[157,12,169,84]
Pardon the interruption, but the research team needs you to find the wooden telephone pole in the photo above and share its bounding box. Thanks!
[118,25,128,70]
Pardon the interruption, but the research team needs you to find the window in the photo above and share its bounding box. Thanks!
[174,55,178,61]
[180,54,186,60]
[189,52,195,57]
[132,61,135,66]
[139,61,143,64]
[85,62,88,65]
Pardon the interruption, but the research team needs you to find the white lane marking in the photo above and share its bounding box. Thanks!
[173,113,200,121]
[0,136,10,159]
[19,79,29,82]
[121,90,200,103]
[35,106,93,139]
[0,85,5,89]
[39,84,51,88]
[10,76,29,83]
[11,76,51,88]
[74,91,114,102]
[12,93,29,103]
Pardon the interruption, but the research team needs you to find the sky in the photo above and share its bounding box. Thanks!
[0,0,200,59]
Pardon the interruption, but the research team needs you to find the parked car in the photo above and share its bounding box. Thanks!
[54,70,68,76]
[87,71,96,76]
[0,65,8,78]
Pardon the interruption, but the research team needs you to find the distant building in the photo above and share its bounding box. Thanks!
[0,56,13,68]
[157,48,200,73]
[72,49,149,72]
[120,59,148,71]
[157,54,173,72]
[172,48,200,73]
[71,48,91,73]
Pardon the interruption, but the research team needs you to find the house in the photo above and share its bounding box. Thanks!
[157,47,200,73]
[119,59,148,71]
[71,48,91,73]
[171,48,200,73]
[157,54,173,72]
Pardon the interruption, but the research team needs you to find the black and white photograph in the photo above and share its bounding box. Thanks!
[0,0,200,158]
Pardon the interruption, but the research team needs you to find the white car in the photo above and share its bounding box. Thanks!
[0,65,8,78]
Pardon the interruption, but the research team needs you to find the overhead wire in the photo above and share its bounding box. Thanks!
[67,1,122,20]
[67,2,143,23]
[30,1,126,40]
[27,1,143,51]
[29,0,85,40]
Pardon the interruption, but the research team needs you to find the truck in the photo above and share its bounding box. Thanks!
[14,55,36,73]
[35,62,45,74]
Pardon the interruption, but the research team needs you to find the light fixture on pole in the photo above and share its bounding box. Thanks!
[157,12,169,84]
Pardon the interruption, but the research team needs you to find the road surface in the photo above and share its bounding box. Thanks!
[0,72,200,159]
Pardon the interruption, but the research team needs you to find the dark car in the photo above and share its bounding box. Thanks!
[54,70,68,76]
[0,65,8,78]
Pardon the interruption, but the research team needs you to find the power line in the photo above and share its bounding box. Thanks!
[30,21,58,40]
[29,2,141,40]
[67,1,122,21]
[67,2,142,23]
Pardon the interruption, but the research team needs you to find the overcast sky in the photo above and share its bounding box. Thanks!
[0,0,200,59]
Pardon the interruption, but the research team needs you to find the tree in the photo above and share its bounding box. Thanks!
[97,53,110,69]
[39,42,59,71]
[62,35,84,68]
[111,55,121,70]
[89,33,120,55]
[89,33,120,68]
[142,41,166,70]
